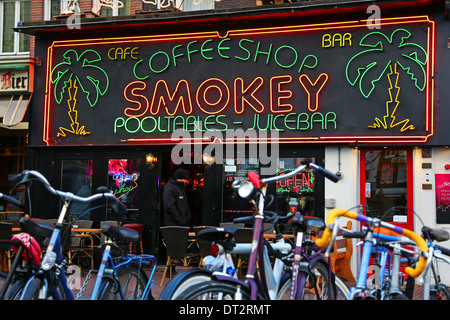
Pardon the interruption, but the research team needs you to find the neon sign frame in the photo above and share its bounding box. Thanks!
[43,15,435,146]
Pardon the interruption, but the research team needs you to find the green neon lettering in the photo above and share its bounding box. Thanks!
[274,45,298,69]
[254,42,272,64]
[172,44,184,67]
[140,116,157,133]
[185,115,198,132]
[218,38,231,59]
[273,114,285,131]
[297,113,309,130]
[216,115,228,131]
[158,116,167,132]
[149,51,170,74]
[187,41,199,63]
[203,115,216,130]
[284,113,296,130]
[125,117,140,133]
[298,54,318,74]
[133,59,149,80]
[201,39,214,60]
[235,39,254,61]
[114,117,125,133]
[173,116,185,130]
[325,112,337,129]
[310,112,324,130]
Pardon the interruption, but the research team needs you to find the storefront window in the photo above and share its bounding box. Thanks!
[276,157,315,217]
[222,158,259,222]
[61,159,93,219]
[107,159,140,220]
[364,150,408,222]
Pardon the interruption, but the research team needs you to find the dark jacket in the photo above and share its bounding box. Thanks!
[163,177,191,226]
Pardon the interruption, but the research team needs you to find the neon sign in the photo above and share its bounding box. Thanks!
[43,16,435,146]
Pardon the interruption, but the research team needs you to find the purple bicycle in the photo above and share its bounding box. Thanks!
[176,161,343,300]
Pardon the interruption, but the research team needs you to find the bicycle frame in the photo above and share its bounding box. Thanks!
[21,199,75,300]
[290,232,333,300]
[90,242,157,300]
[352,231,410,299]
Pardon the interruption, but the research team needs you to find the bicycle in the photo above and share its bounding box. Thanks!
[175,161,342,300]
[0,189,57,300]
[420,225,450,300]
[315,208,429,300]
[86,223,157,300]
[164,219,293,300]
[9,170,132,300]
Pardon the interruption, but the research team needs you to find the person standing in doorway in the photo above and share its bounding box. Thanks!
[163,168,191,227]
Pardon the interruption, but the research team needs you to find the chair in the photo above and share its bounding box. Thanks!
[68,220,94,270]
[122,223,144,254]
[160,226,199,286]
[220,222,245,229]
[0,222,12,271]
[193,226,214,265]
[233,227,253,279]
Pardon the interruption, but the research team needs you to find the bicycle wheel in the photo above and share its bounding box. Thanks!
[176,280,251,300]
[20,277,42,300]
[3,278,27,300]
[160,269,212,300]
[334,276,350,300]
[276,261,334,300]
[430,284,450,300]
[98,264,151,300]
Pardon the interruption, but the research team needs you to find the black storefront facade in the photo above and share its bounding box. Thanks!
[16,0,450,264]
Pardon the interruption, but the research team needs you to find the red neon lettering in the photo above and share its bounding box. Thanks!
[196,78,230,115]
[150,80,193,116]
[270,75,293,113]
[234,77,265,114]
[124,81,150,117]
[299,73,329,112]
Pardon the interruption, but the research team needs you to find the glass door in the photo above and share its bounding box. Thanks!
[360,149,413,230]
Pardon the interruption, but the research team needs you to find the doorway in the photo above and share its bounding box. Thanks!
[159,152,205,228]
[360,149,414,230]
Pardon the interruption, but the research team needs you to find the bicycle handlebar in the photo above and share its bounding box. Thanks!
[0,192,23,208]
[315,208,429,278]
[248,162,339,189]
[14,170,127,216]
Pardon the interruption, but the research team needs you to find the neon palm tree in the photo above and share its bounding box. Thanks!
[346,28,428,98]
[51,49,109,137]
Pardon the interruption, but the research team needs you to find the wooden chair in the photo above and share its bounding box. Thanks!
[68,220,94,269]
[160,226,199,286]
[122,223,144,254]
[193,226,214,265]
[329,220,355,282]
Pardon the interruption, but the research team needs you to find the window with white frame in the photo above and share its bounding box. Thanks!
[0,0,30,54]
[44,0,81,20]
[176,0,214,11]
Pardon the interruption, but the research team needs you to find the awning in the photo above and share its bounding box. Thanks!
[0,94,31,127]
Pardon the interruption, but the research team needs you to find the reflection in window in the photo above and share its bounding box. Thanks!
[276,157,315,217]
[61,159,93,219]
[365,150,407,222]
[222,158,259,222]
[108,159,140,212]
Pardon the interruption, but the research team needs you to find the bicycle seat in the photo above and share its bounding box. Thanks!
[422,226,450,242]
[197,227,236,242]
[19,217,54,238]
[102,224,139,243]
[292,214,325,232]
